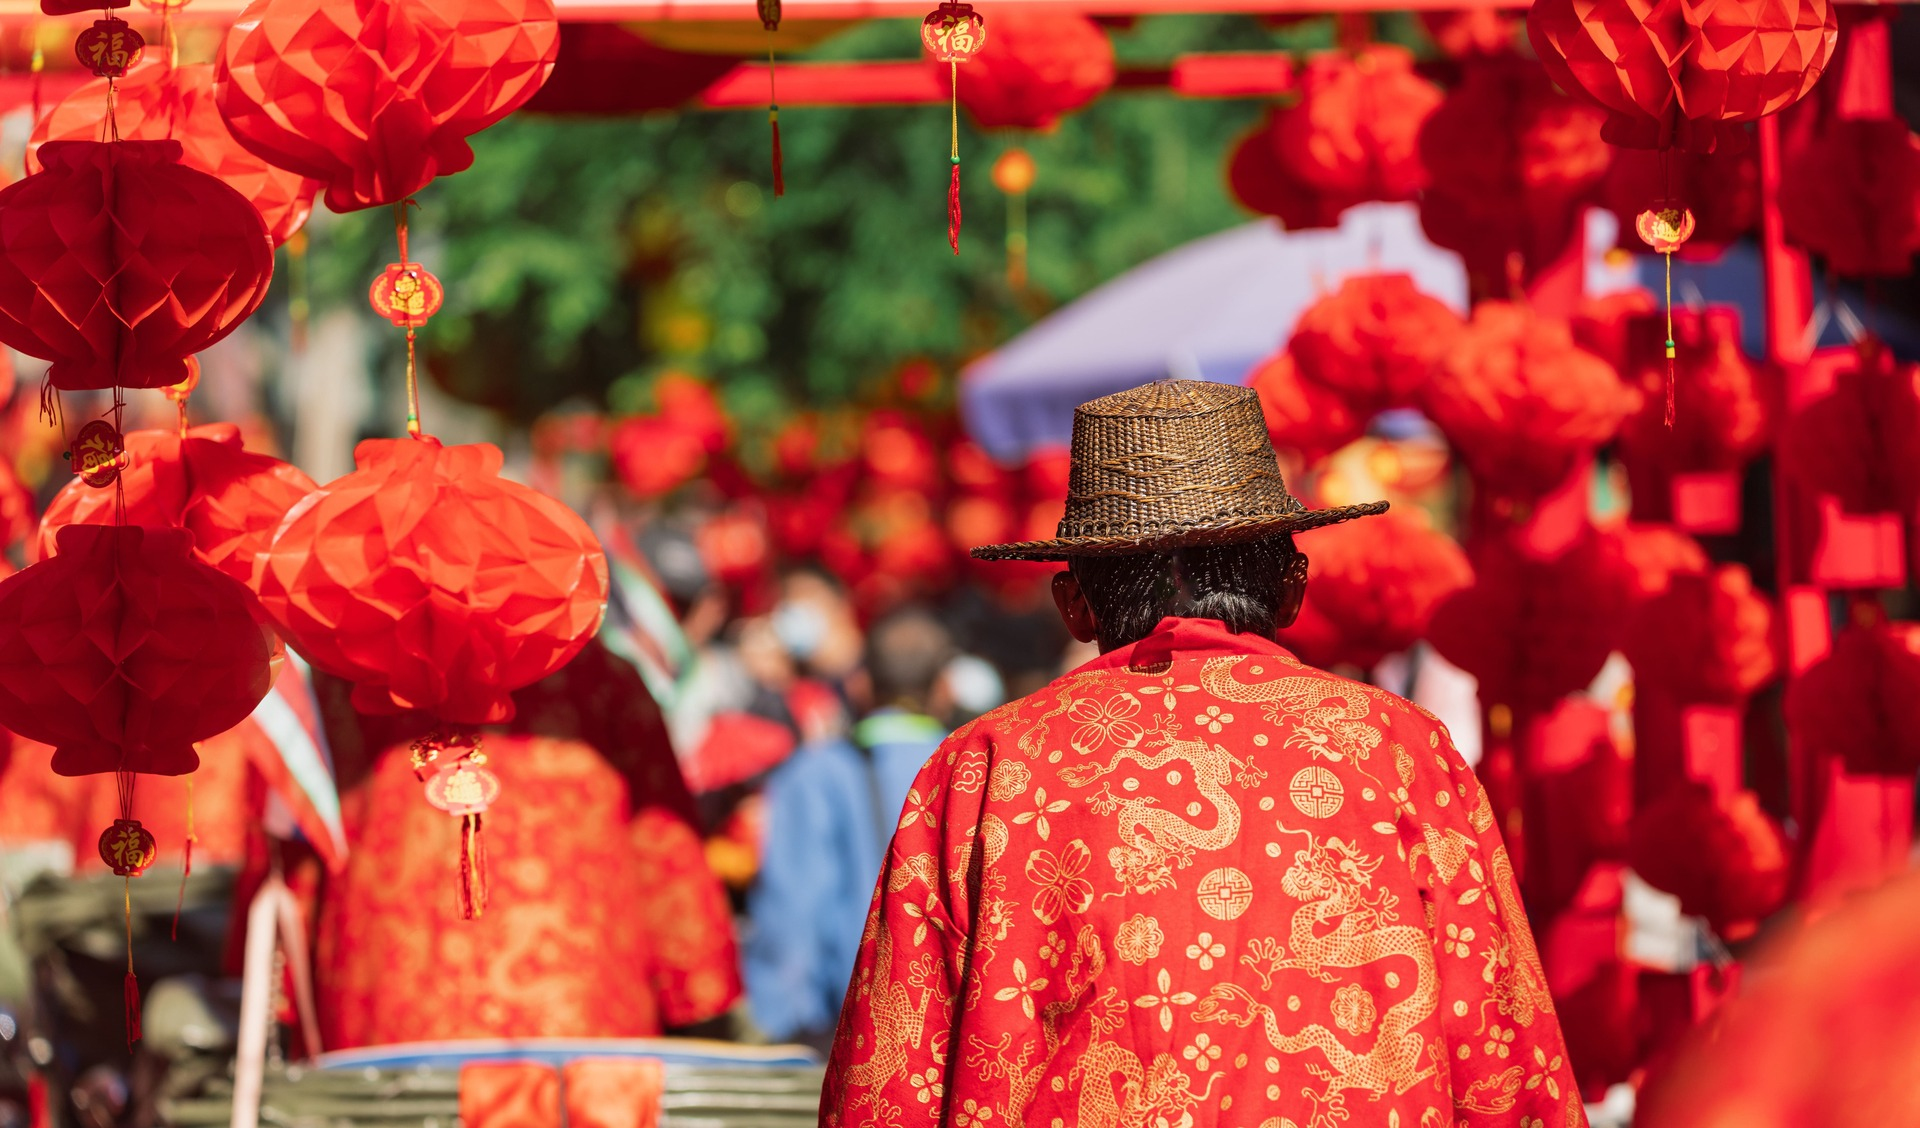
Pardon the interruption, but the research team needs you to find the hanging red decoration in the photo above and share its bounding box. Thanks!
[74,16,143,77]
[1280,510,1472,671]
[1787,621,1920,777]
[1418,9,1519,58]
[0,140,272,392]
[1288,273,1463,412]
[1616,522,1711,600]
[953,10,1113,130]
[1224,114,1349,230]
[1271,46,1440,205]
[1605,146,1760,256]
[1417,57,1611,288]
[1617,306,1770,502]
[1246,349,1367,464]
[921,0,987,253]
[1571,288,1658,374]
[256,436,607,725]
[1624,564,1776,703]
[215,0,561,213]
[1779,118,1920,278]
[759,0,785,197]
[1779,339,1920,514]
[37,425,317,585]
[1629,782,1789,940]
[0,524,275,777]
[33,61,318,247]
[1528,0,1838,152]
[1422,301,1634,501]
[69,420,127,489]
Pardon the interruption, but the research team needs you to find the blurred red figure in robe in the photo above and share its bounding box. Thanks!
[825,383,1581,1128]
[312,639,740,1046]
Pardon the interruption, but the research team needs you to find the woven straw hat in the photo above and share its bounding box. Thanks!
[972,380,1387,562]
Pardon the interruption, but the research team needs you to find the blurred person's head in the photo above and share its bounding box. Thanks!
[863,608,955,715]
[773,567,863,679]
[1053,536,1307,653]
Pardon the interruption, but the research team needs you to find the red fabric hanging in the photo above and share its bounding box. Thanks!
[1528,0,1839,152]
[953,10,1112,130]
[0,525,275,777]
[31,61,316,246]
[37,425,315,584]
[1787,622,1920,777]
[1779,118,1920,277]
[1287,273,1463,412]
[0,140,272,391]
[254,436,608,725]
[216,0,561,212]
[1279,509,1473,671]
[1778,339,1920,514]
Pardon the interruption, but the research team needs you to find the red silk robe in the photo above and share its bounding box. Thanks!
[824,617,1583,1128]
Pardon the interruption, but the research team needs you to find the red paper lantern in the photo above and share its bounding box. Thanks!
[1289,273,1463,411]
[1629,782,1788,940]
[953,10,1113,130]
[1246,349,1367,464]
[1625,564,1776,703]
[255,436,608,724]
[1280,510,1472,671]
[37,425,316,585]
[1779,339,1920,514]
[1617,306,1770,486]
[1606,146,1760,255]
[1615,522,1711,600]
[1225,115,1349,230]
[860,413,941,493]
[216,0,561,212]
[0,524,274,777]
[31,62,316,246]
[1418,57,1611,286]
[1780,118,1920,277]
[1271,46,1440,202]
[1422,301,1634,500]
[696,506,771,588]
[1528,0,1838,152]
[0,140,272,391]
[1786,622,1920,776]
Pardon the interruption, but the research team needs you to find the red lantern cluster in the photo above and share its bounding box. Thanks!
[1280,509,1473,671]
[954,10,1113,130]
[0,524,275,777]
[216,0,561,212]
[1629,782,1789,940]
[0,140,272,391]
[1625,565,1776,703]
[1780,119,1920,278]
[609,374,734,500]
[32,61,316,246]
[255,436,609,724]
[1787,622,1920,776]
[1289,273,1464,413]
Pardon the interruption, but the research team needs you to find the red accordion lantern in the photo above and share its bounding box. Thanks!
[1247,349,1366,464]
[1271,45,1440,202]
[255,436,608,725]
[1780,119,1920,278]
[37,425,317,584]
[216,0,561,212]
[1787,622,1920,777]
[0,524,275,777]
[954,10,1113,130]
[1282,510,1473,671]
[31,61,316,246]
[1225,114,1349,230]
[0,140,272,391]
[1528,0,1838,152]
[1288,273,1463,412]
[1629,782,1788,940]
[1625,564,1776,703]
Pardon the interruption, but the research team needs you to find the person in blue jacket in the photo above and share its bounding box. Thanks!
[745,609,955,1050]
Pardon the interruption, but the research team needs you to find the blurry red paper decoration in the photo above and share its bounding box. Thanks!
[922,1,987,253]
[1787,621,1920,776]
[1606,146,1761,256]
[32,62,318,246]
[1422,301,1634,501]
[1270,46,1440,206]
[1281,510,1472,671]
[38,425,317,585]
[216,0,561,213]
[1617,307,1769,505]
[75,16,143,77]
[1289,273,1463,412]
[1629,782,1788,940]
[1246,350,1366,465]
[0,140,271,392]
[1780,119,1920,277]
[1225,114,1350,230]
[955,11,1113,130]
[1780,340,1920,515]
[1616,521,1711,600]
[1624,564,1776,702]
[1528,0,1838,153]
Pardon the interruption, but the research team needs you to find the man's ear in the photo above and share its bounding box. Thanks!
[1275,550,1309,629]
[1052,570,1099,643]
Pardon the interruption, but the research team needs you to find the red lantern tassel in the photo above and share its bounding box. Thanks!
[1663,249,1676,429]
[770,107,785,198]
[948,160,962,254]
[123,972,142,1045]
[458,813,489,920]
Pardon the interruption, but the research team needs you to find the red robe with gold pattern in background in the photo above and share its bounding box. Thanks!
[313,640,740,1047]
[824,617,1583,1128]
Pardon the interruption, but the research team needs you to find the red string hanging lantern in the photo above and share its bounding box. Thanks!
[1605,146,1761,256]
[1288,273,1463,413]
[254,436,607,917]
[921,0,987,254]
[1421,301,1635,502]
[215,0,561,214]
[1616,306,1770,515]
[1779,119,1920,278]
[954,10,1113,130]
[1417,57,1611,289]
[36,425,317,584]
[1270,45,1440,206]
[1246,349,1367,464]
[1778,339,1920,515]
[1629,782,1789,940]
[1279,510,1473,671]
[1787,621,1920,776]
[32,61,317,246]
[0,140,271,392]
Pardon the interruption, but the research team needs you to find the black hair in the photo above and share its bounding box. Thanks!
[866,608,955,709]
[1068,535,1300,652]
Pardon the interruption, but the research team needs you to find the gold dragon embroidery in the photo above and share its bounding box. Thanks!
[1197,658,1384,764]
[1059,731,1244,894]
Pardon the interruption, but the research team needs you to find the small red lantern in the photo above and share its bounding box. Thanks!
[1629,782,1788,941]
[1225,114,1349,230]
[1606,146,1760,256]
[74,16,143,77]
[32,62,317,246]
[1288,273,1464,413]
[1616,307,1770,510]
[98,818,158,876]
[69,421,126,488]
[1625,564,1776,703]
[0,140,271,392]
[216,0,561,212]
[921,0,987,253]
[954,11,1112,130]
[369,263,446,328]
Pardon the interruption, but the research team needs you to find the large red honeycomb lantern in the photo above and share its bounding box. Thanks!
[216,0,561,212]
[0,140,272,391]
[954,10,1112,130]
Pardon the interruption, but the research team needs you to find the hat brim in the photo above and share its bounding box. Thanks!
[969,500,1390,562]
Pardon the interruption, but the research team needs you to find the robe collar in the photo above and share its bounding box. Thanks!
[1075,616,1296,676]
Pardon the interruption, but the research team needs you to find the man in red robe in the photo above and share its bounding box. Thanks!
[823,382,1582,1128]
